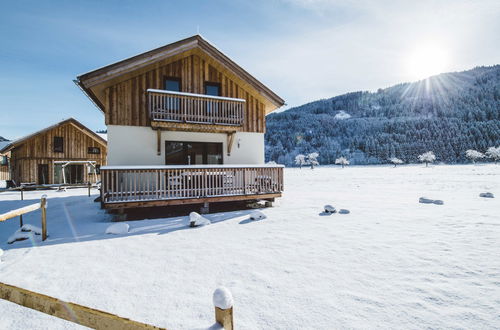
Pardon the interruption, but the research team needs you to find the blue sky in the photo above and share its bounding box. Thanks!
[1,0,499,139]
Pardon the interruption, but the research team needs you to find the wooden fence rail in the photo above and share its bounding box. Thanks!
[0,195,47,241]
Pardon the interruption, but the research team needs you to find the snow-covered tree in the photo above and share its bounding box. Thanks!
[295,154,306,168]
[485,146,500,164]
[389,157,404,167]
[418,151,436,167]
[465,149,485,163]
[307,152,319,169]
[335,157,350,168]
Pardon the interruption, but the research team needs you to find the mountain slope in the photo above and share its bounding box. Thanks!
[265,65,500,165]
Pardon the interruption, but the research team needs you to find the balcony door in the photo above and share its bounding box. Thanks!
[164,77,181,112]
[205,82,220,116]
[165,141,222,165]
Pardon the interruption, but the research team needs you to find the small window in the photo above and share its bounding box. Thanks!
[53,136,64,153]
[0,155,8,165]
[205,82,221,96]
[164,78,181,92]
[88,147,101,154]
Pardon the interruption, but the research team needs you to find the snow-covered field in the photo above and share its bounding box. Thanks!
[0,164,499,329]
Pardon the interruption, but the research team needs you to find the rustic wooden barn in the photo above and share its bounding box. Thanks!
[0,142,10,181]
[0,118,107,185]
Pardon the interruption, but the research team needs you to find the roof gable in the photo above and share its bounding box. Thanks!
[76,35,284,113]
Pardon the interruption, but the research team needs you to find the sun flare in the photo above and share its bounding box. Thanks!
[407,44,448,80]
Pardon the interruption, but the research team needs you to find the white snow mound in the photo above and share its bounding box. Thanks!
[189,212,211,227]
[105,223,130,235]
[479,192,494,198]
[213,287,234,309]
[7,230,34,244]
[21,224,42,235]
[0,248,3,258]
[324,205,336,213]
[249,211,266,221]
[334,110,351,120]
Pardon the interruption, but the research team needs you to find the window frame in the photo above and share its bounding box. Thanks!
[204,81,222,96]
[53,136,64,153]
[87,146,101,154]
[163,76,182,92]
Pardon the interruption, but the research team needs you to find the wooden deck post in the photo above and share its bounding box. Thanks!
[19,186,24,227]
[213,288,234,330]
[40,195,47,241]
[88,182,91,197]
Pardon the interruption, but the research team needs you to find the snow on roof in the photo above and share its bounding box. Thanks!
[97,133,107,141]
[101,164,285,170]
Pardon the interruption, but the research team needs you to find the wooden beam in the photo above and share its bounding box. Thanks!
[0,202,40,222]
[0,282,165,330]
[151,121,242,133]
[227,132,236,156]
[104,193,282,210]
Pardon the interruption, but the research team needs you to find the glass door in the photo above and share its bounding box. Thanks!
[165,141,223,165]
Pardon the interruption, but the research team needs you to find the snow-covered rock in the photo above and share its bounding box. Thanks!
[479,192,494,198]
[419,197,434,204]
[324,205,336,213]
[189,212,211,227]
[432,200,444,205]
[7,230,33,244]
[105,223,130,235]
[21,224,42,235]
[213,287,234,309]
[249,211,266,221]
[339,209,350,214]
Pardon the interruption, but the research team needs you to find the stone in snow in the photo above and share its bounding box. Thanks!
[479,192,494,198]
[433,200,444,205]
[324,205,336,213]
[105,223,130,235]
[189,212,211,227]
[419,197,434,204]
[213,287,234,310]
[249,211,266,221]
[339,209,350,214]
[20,224,42,235]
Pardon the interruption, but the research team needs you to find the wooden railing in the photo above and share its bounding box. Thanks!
[100,165,284,205]
[148,89,245,126]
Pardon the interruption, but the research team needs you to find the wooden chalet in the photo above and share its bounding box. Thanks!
[76,35,285,210]
[0,118,107,185]
[0,140,10,182]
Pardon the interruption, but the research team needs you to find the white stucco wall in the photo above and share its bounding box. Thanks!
[107,125,264,166]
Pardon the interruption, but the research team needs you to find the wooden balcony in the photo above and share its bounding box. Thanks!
[148,89,245,131]
[100,165,284,209]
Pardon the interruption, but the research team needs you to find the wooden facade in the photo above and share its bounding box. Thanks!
[0,118,107,185]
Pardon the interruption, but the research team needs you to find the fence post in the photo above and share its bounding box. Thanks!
[19,186,24,227]
[87,182,91,197]
[40,195,47,241]
[213,287,234,330]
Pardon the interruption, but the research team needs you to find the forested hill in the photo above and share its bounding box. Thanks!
[265,65,500,165]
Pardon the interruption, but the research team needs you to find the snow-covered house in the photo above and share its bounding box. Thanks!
[0,118,107,185]
[75,35,285,210]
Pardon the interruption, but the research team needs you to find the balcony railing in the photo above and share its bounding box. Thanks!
[148,89,245,126]
[100,165,284,206]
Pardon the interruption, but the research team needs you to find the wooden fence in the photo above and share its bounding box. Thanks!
[0,195,47,241]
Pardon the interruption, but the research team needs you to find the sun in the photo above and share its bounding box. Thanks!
[407,44,448,80]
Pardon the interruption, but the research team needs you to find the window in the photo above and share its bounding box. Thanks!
[0,155,7,165]
[88,147,101,154]
[204,82,221,96]
[165,141,223,165]
[164,77,181,92]
[53,136,64,153]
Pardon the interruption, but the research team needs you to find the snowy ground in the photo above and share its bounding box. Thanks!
[0,164,499,329]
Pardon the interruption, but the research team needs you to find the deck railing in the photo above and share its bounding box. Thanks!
[148,89,245,126]
[100,165,284,205]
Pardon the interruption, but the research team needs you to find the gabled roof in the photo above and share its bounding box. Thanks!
[75,35,285,113]
[0,118,107,154]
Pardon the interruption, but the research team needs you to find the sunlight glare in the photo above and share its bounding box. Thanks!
[407,44,448,80]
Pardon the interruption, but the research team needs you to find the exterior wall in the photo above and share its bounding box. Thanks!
[9,122,107,184]
[0,165,9,181]
[107,125,264,166]
[103,52,267,133]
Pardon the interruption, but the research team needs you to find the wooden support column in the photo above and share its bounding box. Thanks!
[156,129,161,156]
[227,132,236,156]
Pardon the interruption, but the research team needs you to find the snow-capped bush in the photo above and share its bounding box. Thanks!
[307,152,319,169]
[213,287,234,309]
[334,110,351,120]
[295,154,306,168]
[465,149,484,163]
[335,157,350,168]
[418,151,436,167]
[189,212,211,227]
[485,146,500,163]
[250,211,266,221]
[105,223,129,235]
[389,157,404,167]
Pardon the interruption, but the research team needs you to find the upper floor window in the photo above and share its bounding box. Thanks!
[53,136,64,153]
[164,77,181,92]
[205,82,221,96]
[0,155,8,165]
[88,147,101,154]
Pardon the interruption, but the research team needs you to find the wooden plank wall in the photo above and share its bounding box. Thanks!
[105,53,266,133]
[0,165,9,180]
[10,123,107,184]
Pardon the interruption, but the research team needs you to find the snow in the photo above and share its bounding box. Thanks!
[212,287,234,309]
[334,110,351,120]
[105,223,129,235]
[189,212,211,227]
[249,210,266,221]
[0,164,499,329]
[21,224,42,235]
[101,164,284,170]
[7,230,34,244]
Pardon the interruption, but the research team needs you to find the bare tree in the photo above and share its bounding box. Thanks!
[335,157,350,168]
[389,157,404,167]
[295,154,306,169]
[485,146,500,164]
[465,149,485,164]
[418,151,436,167]
[307,152,319,169]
